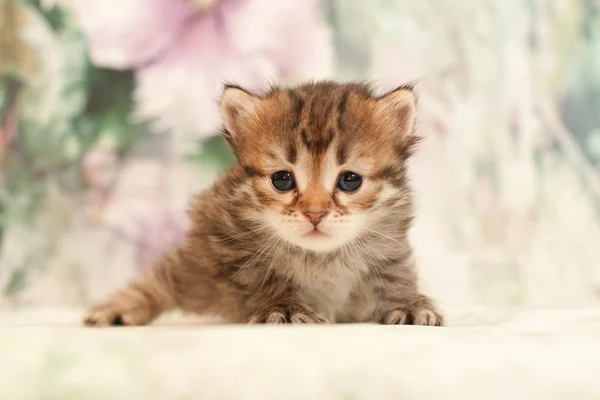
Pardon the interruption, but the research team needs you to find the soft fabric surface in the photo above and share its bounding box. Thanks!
[2,308,600,400]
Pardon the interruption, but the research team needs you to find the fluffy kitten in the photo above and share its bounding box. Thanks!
[83,81,443,326]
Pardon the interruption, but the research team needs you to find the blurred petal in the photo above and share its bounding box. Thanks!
[189,0,221,10]
[67,0,197,69]
[102,158,214,272]
[227,0,333,79]
[133,0,333,140]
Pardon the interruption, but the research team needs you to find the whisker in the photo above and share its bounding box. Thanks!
[219,225,270,244]
[344,239,371,294]
[355,236,389,298]
[363,227,408,251]
[246,234,281,274]
[232,234,278,278]
[259,237,285,290]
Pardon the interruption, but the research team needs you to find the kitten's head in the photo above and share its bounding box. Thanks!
[220,81,418,253]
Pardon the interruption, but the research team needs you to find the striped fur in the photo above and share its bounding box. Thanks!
[83,81,443,326]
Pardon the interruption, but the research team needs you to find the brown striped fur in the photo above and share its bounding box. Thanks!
[83,81,443,326]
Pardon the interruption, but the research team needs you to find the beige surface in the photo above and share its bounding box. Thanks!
[1,308,600,400]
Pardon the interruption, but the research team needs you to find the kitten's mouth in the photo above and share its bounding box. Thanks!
[304,229,328,238]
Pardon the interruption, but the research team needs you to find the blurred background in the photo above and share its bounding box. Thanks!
[1,0,600,310]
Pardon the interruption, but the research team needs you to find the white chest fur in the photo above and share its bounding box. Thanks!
[284,254,369,322]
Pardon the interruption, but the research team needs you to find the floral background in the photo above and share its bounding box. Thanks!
[1,0,600,309]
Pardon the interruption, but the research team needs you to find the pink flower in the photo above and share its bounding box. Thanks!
[68,0,333,139]
[67,0,200,69]
[101,158,213,273]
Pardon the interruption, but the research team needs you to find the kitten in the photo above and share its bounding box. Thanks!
[83,81,443,326]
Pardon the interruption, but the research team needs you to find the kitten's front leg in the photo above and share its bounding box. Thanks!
[245,285,328,324]
[379,293,443,326]
[248,303,328,324]
[83,250,181,327]
[372,266,444,326]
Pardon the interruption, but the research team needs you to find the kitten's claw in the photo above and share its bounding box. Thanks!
[381,300,444,326]
[248,304,329,324]
[83,303,152,327]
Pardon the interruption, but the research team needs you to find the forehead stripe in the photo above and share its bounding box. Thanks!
[288,90,304,129]
[337,89,350,130]
[300,131,333,153]
[286,143,297,164]
[336,141,348,165]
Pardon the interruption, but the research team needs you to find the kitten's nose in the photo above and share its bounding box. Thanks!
[304,210,328,227]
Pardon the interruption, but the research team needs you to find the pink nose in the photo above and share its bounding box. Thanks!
[304,211,328,227]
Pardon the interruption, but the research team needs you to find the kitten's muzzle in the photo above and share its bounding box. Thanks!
[303,210,328,227]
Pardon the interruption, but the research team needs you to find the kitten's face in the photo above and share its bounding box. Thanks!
[220,82,418,253]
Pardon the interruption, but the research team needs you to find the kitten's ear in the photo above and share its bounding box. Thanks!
[219,84,261,137]
[375,86,417,136]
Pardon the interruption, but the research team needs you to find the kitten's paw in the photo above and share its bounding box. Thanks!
[381,300,444,326]
[248,304,329,324]
[83,303,152,327]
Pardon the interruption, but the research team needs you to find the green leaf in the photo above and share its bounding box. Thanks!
[78,68,147,154]
[186,136,236,171]
[4,269,27,295]
[16,3,91,166]
[59,25,90,121]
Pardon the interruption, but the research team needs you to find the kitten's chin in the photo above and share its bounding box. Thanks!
[287,231,351,253]
[304,230,328,239]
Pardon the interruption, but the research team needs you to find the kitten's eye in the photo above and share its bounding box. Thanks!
[337,172,362,192]
[271,170,296,191]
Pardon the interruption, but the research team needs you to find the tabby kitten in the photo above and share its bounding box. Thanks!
[83,81,443,326]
